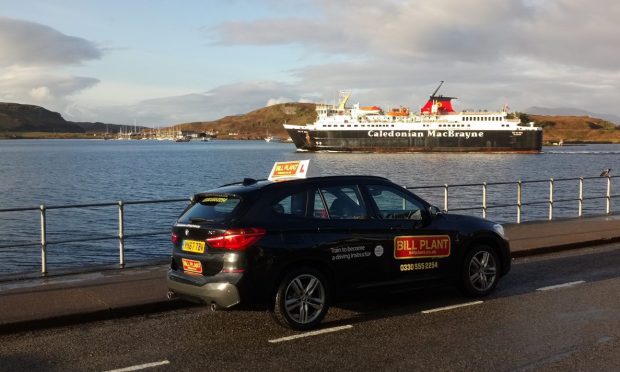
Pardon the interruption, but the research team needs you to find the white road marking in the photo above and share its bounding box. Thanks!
[104,360,170,372]
[421,301,483,314]
[268,325,353,343]
[536,280,585,291]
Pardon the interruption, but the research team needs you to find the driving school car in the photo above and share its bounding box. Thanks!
[167,171,510,330]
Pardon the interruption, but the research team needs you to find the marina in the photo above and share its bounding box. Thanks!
[113,128,218,141]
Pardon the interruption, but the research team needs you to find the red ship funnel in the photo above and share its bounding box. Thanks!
[421,96,456,114]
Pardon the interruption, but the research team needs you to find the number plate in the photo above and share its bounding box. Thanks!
[182,258,203,274]
[182,240,205,253]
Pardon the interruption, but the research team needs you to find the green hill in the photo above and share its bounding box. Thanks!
[0,102,139,138]
[0,102,84,133]
[527,114,620,144]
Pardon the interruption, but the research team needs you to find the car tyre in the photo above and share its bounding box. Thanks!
[272,267,330,330]
[460,245,500,297]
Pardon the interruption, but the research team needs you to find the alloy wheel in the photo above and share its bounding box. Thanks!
[283,274,326,325]
[468,250,497,292]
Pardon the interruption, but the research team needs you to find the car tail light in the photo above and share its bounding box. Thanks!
[171,233,180,245]
[206,228,266,251]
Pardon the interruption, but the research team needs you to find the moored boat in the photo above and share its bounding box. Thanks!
[284,82,543,153]
[174,135,191,142]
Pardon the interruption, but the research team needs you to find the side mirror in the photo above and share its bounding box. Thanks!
[428,205,441,219]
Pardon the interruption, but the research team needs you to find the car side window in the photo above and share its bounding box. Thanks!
[273,191,307,217]
[312,189,329,219]
[320,185,367,220]
[367,184,425,221]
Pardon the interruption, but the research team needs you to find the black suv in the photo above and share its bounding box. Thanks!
[167,175,510,330]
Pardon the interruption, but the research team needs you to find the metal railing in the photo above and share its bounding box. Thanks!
[406,175,617,223]
[0,174,617,276]
[0,198,189,275]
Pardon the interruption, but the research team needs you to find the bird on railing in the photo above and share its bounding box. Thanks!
[600,168,611,177]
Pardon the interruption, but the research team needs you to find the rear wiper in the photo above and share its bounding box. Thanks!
[190,217,210,223]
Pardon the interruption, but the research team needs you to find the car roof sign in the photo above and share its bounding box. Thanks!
[268,160,310,182]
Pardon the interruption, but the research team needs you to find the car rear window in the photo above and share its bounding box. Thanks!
[178,194,241,223]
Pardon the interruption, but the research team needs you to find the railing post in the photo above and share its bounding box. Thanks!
[606,176,611,214]
[444,184,449,212]
[482,182,487,219]
[578,177,583,217]
[517,181,522,224]
[549,178,554,220]
[40,205,47,275]
[118,201,125,267]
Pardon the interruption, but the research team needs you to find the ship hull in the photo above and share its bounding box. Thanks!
[285,128,543,153]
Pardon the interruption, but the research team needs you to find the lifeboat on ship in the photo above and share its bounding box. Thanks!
[387,107,410,117]
[359,105,382,114]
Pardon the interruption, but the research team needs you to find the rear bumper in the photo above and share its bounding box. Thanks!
[167,270,241,308]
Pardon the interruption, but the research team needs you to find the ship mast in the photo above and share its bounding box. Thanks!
[430,80,444,98]
[420,81,456,114]
[337,90,351,111]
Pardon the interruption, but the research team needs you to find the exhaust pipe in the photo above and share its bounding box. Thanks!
[166,291,176,300]
[210,302,219,312]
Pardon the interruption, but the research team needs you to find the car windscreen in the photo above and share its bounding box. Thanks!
[178,194,241,223]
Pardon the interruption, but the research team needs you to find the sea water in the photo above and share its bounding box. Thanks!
[1,139,618,274]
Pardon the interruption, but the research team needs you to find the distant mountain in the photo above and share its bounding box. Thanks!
[70,121,138,133]
[525,106,620,125]
[0,102,85,132]
[0,102,139,134]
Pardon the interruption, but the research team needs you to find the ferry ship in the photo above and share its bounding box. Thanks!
[284,82,543,153]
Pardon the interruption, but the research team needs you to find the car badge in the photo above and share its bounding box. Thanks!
[185,229,190,236]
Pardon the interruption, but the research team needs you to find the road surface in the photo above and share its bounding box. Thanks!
[1,244,619,371]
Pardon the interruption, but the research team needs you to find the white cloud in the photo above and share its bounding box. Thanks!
[70,81,322,126]
[211,0,530,60]
[266,96,292,106]
[3,1,620,125]
[0,17,102,118]
[0,65,99,110]
[72,80,193,106]
[202,0,620,117]
[29,86,54,101]
[210,0,620,70]
[0,17,101,67]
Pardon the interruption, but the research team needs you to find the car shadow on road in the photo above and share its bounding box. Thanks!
[317,247,620,329]
[321,285,481,328]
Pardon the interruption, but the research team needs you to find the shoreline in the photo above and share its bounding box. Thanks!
[2,135,619,145]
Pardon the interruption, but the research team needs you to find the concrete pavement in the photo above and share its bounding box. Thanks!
[0,264,175,333]
[1,214,620,334]
[505,213,620,255]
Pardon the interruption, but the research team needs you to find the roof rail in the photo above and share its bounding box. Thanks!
[218,178,268,187]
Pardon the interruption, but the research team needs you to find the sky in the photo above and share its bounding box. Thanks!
[1,0,619,126]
